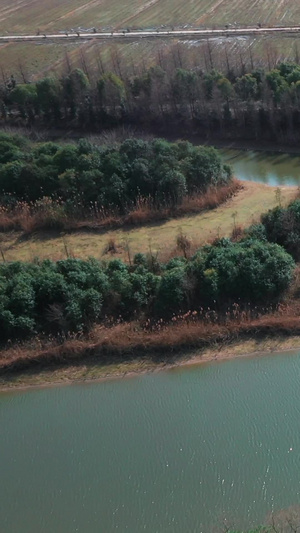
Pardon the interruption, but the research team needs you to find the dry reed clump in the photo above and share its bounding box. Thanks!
[231,224,244,241]
[285,264,300,299]
[123,195,158,226]
[0,180,241,235]
[176,180,242,214]
[176,229,192,258]
[103,237,123,255]
[123,180,242,226]
[1,300,300,374]
[21,198,68,233]
[0,198,69,233]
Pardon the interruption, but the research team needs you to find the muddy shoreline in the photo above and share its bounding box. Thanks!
[1,334,300,393]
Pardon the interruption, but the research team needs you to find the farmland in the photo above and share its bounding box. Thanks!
[1,0,300,34]
[0,0,298,82]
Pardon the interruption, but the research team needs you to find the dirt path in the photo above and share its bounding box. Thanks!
[1,24,300,42]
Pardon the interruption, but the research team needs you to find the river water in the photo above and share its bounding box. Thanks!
[220,149,300,186]
[1,352,300,533]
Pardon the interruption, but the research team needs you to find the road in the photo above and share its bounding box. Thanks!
[0,26,300,43]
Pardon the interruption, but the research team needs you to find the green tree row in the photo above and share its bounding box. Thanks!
[4,62,300,141]
[0,237,294,343]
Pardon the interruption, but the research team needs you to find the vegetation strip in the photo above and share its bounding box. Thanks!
[0,135,232,221]
[4,61,300,147]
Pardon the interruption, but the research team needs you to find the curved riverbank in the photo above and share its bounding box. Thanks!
[2,324,300,392]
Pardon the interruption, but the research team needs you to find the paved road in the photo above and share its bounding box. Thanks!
[0,26,300,42]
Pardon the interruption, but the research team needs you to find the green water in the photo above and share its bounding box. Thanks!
[220,149,300,186]
[1,352,300,532]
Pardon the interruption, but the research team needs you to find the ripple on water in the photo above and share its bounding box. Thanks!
[1,350,300,532]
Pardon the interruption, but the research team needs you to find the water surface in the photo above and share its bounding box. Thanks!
[220,149,300,186]
[1,351,300,532]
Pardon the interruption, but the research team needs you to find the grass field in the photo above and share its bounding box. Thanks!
[1,0,300,34]
[0,181,296,263]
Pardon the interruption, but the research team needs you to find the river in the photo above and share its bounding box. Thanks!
[220,148,300,186]
[1,351,300,532]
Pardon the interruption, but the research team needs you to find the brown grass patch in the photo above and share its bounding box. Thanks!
[1,301,300,376]
[0,198,68,233]
[0,180,241,236]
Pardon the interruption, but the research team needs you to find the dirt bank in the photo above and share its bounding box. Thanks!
[1,315,300,391]
[1,334,300,392]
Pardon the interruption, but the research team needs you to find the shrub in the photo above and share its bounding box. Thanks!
[244,223,267,242]
[203,239,295,301]
[155,266,189,316]
[261,200,300,259]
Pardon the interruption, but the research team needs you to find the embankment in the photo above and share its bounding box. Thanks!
[2,311,300,390]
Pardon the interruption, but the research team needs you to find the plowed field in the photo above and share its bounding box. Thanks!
[0,0,299,34]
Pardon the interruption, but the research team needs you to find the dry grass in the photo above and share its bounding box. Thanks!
[0,198,68,233]
[2,301,300,376]
[0,180,239,234]
[0,181,296,263]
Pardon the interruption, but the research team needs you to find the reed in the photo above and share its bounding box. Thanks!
[1,300,299,374]
[0,180,241,235]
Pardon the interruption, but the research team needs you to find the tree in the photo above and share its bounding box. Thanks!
[36,77,62,120]
[155,266,189,316]
[235,74,258,100]
[217,77,233,101]
[171,68,199,115]
[204,69,223,99]
[62,68,90,119]
[266,69,288,104]
[9,84,37,119]
[98,72,126,112]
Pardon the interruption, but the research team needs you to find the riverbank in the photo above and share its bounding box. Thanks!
[2,314,300,391]
[3,124,300,156]
[182,135,300,155]
[1,335,300,392]
[92,127,300,155]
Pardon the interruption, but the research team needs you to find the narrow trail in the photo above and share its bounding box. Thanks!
[0,25,300,42]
